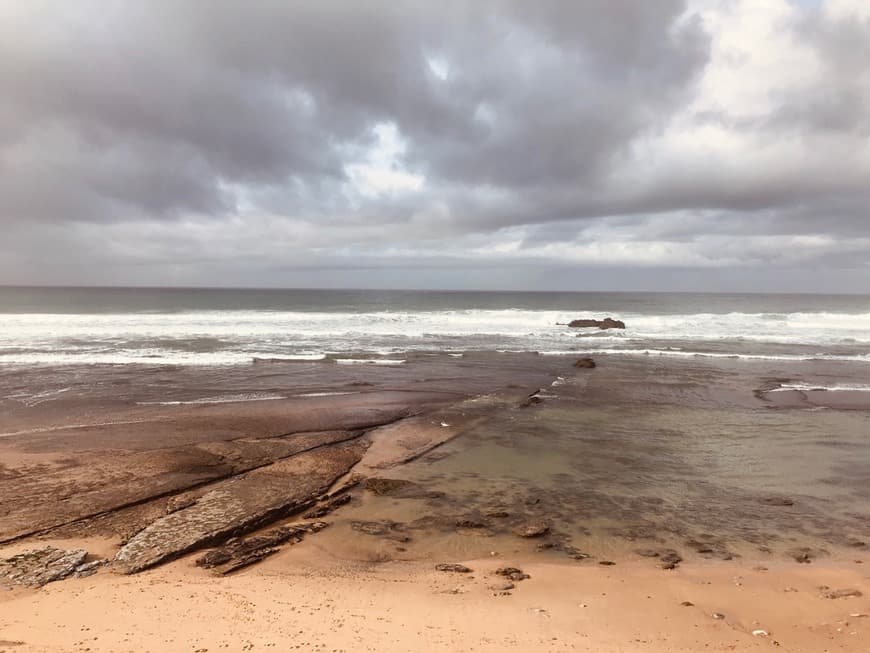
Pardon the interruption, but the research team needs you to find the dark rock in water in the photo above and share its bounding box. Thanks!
[518,393,543,408]
[761,496,795,507]
[435,563,472,573]
[567,317,626,330]
[363,477,442,499]
[495,567,530,582]
[364,477,416,495]
[196,522,328,575]
[823,588,863,599]
[512,521,550,538]
[0,547,88,587]
[573,357,596,369]
[351,520,410,542]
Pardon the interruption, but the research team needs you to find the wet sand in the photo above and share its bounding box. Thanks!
[2,353,870,651]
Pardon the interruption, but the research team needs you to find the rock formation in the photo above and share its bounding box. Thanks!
[567,317,625,329]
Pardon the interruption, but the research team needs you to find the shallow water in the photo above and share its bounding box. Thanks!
[322,357,870,564]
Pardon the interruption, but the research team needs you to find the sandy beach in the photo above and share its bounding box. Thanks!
[2,541,869,652]
[2,352,870,652]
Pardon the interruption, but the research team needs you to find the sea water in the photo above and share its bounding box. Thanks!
[1,287,869,366]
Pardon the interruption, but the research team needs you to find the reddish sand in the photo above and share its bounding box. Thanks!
[1,537,869,653]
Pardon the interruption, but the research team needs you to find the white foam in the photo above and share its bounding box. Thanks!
[334,359,406,365]
[137,392,287,406]
[769,383,870,393]
[539,349,870,363]
[2,307,870,365]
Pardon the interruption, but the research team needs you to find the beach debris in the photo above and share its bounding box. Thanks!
[684,537,733,560]
[302,493,352,519]
[489,581,515,593]
[788,546,826,564]
[634,547,681,569]
[455,516,489,529]
[196,522,328,575]
[435,563,472,573]
[573,357,596,369]
[439,422,450,427]
[660,550,683,570]
[567,317,625,330]
[712,612,726,620]
[598,560,616,566]
[849,613,868,618]
[495,567,530,582]
[512,520,550,538]
[752,629,769,637]
[538,541,590,561]
[680,601,694,607]
[0,547,88,587]
[822,588,863,599]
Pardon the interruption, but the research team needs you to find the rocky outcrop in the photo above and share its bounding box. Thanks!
[0,547,89,586]
[114,440,367,573]
[574,357,596,369]
[495,566,530,581]
[435,563,472,573]
[567,317,625,330]
[512,520,550,538]
[196,521,328,575]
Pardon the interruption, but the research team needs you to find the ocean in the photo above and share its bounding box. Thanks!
[1,286,869,367]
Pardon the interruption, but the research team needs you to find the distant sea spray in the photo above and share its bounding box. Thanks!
[0,287,869,366]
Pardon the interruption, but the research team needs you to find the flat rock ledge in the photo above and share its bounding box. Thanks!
[196,521,328,575]
[114,439,367,573]
[0,547,97,587]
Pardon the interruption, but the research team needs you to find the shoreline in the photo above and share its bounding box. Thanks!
[2,353,870,650]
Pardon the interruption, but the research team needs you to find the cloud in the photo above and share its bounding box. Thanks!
[0,0,868,290]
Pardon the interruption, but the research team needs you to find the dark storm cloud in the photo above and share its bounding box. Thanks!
[0,0,868,290]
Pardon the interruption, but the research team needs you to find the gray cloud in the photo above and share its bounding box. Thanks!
[0,0,868,290]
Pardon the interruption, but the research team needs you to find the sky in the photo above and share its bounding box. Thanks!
[0,0,868,292]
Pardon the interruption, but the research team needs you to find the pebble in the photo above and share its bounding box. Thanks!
[752,629,769,637]
[712,613,725,620]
